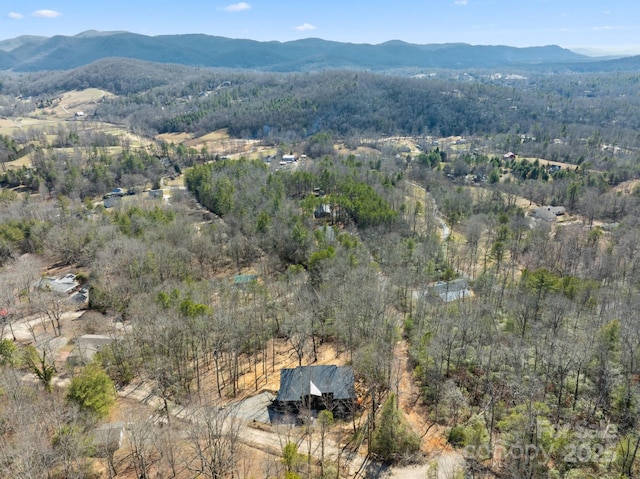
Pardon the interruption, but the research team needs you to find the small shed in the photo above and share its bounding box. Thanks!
[274,365,356,418]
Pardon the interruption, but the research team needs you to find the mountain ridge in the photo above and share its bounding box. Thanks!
[0,31,601,72]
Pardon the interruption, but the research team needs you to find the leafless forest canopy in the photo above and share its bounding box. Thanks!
[1,60,640,478]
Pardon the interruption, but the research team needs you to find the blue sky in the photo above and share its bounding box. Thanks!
[2,1,640,55]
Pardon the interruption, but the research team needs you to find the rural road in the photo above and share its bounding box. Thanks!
[407,180,450,241]
[119,381,464,478]
[7,309,84,342]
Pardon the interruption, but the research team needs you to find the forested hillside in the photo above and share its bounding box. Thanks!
[4,59,640,175]
[0,31,589,72]
[0,60,640,478]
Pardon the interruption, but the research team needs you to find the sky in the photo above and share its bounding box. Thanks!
[2,1,640,56]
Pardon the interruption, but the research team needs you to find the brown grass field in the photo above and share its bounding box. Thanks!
[37,88,114,119]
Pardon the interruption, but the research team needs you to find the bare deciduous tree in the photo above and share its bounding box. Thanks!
[185,403,242,479]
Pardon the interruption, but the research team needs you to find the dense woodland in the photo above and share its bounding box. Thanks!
[3,60,640,175]
[0,60,640,478]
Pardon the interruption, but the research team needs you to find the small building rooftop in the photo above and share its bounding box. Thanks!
[276,365,356,403]
[233,274,258,285]
[530,205,567,222]
[37,275,79,295]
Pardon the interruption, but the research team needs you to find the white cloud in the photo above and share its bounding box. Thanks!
[223,2,251,12]
[592,25,621,31]
[294,23,317,32]
[8,12,23,20]
[454,0,469,5]
[32,9,62,18]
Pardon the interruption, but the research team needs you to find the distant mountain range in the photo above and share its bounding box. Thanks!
[0,30,638,73]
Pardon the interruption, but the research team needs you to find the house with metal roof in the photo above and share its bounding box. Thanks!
[274,365,356,418]
[530,205,567,222]
[37,274,79,295]
[432,278,472,302]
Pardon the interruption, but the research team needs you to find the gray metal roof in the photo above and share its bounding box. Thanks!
[37,275,79,295]
[276,365,355,402]
[431,279,471,302]
[530,205,566,222]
